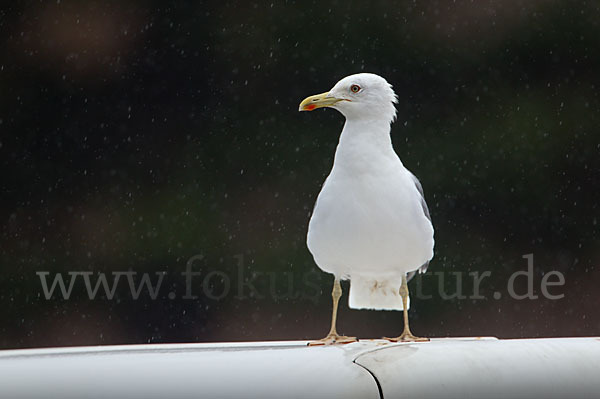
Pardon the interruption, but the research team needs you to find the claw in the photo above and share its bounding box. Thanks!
[308,334,358,346]
[383,333,429,343]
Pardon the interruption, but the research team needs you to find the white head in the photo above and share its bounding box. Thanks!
[299,73,398,123]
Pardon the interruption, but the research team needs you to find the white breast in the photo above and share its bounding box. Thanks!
[307,164,434,279]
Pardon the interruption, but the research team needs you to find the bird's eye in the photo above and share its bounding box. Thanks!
[350,84,361,93]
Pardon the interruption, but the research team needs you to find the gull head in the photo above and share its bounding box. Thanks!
[299,73,398,123]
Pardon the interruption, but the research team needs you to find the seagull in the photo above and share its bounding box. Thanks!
[299,73,434,345]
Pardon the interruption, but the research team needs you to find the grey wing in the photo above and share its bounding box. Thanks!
[410,171,431,222]
[407,260,429,282]
[407,172,431,282]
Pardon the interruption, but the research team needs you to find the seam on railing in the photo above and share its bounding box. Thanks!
[353,359,384,399]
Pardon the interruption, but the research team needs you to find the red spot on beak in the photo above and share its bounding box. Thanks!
[305,104,316,111]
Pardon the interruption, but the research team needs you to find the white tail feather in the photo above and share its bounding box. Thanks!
[348,275,409,311]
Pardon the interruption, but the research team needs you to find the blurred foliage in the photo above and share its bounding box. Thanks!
[0,0,599,348]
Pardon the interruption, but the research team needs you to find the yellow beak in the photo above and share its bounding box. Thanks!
[298,91,343,112]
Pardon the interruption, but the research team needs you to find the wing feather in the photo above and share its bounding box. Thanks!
[407,172,431,281]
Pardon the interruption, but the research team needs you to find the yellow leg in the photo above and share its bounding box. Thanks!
[385,274,429,342]
[309,278,357,346]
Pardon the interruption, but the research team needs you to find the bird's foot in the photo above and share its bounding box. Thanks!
[308,333,358,346]
[383,332,429,343]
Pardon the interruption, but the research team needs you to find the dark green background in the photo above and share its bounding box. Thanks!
[1,0,598,349]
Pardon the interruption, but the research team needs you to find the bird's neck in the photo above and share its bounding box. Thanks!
[332,119,400,173]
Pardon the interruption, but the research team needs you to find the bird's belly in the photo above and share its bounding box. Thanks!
[307,177,434,276]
